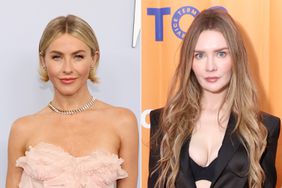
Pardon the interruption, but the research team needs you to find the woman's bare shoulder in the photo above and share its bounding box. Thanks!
[95,101,139,149]
[11,116,36,136]
[92,100,137,132]
[8,114,40,152]
[10,108,49,140]
[94,100,137,123]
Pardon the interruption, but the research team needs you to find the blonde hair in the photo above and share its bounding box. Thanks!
[153,9,267,188]
[39,14,100,83]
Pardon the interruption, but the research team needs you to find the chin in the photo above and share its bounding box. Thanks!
[55,87,81,96]
[53,82,86,96]
[204,85,229,94]
[58,92,78,96]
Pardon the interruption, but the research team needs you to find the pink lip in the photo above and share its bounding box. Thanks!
[60,77,76,84]
[205,77,219,83]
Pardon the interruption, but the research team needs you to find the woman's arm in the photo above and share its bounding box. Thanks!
[6,118,29,188]
[117,109,139,188]
[260,113,281,188]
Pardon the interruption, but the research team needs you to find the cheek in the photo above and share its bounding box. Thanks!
[76,64,91,76]
[191,62,202,77]
[46,64,60,77]
[221,60,233,76]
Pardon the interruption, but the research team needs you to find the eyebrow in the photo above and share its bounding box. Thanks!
[48,50,87,55]
[194,47,229,53]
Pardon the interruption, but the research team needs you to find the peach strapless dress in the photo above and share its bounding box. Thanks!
[16,142,128,188]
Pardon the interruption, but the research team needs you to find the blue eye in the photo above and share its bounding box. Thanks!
[217,51,227,58]
[194,52,205,60]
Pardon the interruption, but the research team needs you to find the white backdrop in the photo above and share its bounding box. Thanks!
[0,1,140,186]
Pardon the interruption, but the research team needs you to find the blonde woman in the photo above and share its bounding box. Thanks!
[148,9,280,188]
[6,15,138,188]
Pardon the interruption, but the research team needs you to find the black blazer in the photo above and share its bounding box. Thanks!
[148,109,280,188]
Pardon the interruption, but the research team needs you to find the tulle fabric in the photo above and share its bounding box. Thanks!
[16,142,128,188]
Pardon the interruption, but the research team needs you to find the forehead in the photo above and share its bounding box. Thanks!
[46,33,90,53]
[195,30,228,50]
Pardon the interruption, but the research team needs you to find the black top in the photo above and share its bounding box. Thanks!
[189,156,218,181]
[148,109,280,188]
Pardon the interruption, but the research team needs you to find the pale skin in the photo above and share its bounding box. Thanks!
[189,30,233,188]
[6,34,138,188]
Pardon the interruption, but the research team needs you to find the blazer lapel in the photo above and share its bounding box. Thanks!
[176,138,196,188]
[176,113,242,188]
[211,113,241,186]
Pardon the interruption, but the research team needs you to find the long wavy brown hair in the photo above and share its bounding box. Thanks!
[152,8,267,188]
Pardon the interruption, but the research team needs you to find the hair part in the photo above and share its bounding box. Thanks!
[38,14,100,83]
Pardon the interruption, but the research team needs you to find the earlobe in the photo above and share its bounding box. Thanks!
[91,51,100,67]
[40,56,47,70]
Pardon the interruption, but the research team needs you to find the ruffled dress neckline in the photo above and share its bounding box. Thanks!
[16,142,128,188]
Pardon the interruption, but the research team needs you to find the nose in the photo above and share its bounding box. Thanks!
[62,58,73,74]
[205,55,217,72]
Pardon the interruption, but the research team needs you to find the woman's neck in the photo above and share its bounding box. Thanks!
[52,90,93,110]
[200,89,229,113]
[199,90,231,128]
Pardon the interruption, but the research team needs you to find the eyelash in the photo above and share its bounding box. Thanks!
[51,55,61,60]
[50,55,84,60]
[74,55,84,59]
[217,51,227,57]
[194,51,228,59]
[194,53,205,60]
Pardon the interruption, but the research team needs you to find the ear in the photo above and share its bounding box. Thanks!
[91,50,100,67]
[40,55,47,70]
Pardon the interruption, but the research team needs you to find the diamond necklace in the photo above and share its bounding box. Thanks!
[48,96,96,115]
